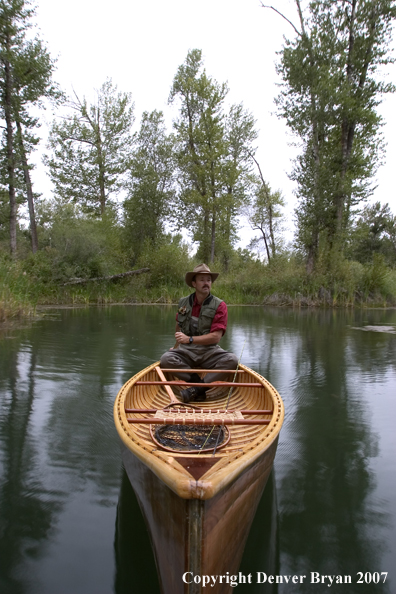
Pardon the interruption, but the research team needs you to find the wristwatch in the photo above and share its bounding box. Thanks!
[189,336,194,344]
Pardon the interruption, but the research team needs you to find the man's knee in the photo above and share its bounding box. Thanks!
[227,352,239,369]
[216,351,238,369]
[160,351,176,367]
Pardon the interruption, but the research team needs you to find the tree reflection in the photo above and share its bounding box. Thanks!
[1,305,395,594]
[247,308,393,594]
[114,469,160,594]
[0,339,60,594]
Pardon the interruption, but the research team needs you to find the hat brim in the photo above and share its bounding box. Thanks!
[185,271,219,287]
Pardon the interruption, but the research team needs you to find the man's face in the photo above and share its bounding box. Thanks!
[192,274,212,295]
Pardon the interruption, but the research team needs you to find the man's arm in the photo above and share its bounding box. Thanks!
[174,330,222,346]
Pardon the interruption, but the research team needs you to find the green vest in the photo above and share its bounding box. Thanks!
[177,293,223,336]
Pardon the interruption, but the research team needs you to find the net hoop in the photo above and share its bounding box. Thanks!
[149,403,231,454]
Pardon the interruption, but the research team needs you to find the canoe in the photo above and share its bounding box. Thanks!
[113,362,284,594]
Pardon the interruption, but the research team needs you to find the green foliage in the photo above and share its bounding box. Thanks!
[274,0,396,271]
[23,203,128,284]
[123,110,175,260]
[136,234,191,288]
[0,255,35,321]
[169,49,258,264]
[45,79,134,216]
[361,253,390,296]
[246,179,285,261]
[0,0,59,255]
[347,201,396,265]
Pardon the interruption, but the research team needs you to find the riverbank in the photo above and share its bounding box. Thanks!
[2,256,396,326]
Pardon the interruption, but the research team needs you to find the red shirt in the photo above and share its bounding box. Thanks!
[176,295,228,335]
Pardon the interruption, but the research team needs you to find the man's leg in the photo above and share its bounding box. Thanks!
[200,347,239,385]
[160,346,208,403]
[160,347,197,382]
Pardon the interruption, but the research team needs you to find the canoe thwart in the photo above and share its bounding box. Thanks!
[160,368,245,374]
[135,381,263,388]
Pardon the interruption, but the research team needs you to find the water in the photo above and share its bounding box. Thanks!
[0,305,395,594]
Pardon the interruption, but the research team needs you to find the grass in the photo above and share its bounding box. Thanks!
[0,261,35,323]
[1,253,395,327]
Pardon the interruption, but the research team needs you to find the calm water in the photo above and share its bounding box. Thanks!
[0,305,395,594]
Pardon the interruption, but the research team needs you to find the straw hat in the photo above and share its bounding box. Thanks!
[185,263,219,287]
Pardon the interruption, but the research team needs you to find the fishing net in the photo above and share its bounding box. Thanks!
[149,404,234,453]
[152,424,228,453]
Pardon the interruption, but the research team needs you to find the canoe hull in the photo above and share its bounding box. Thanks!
[114,362,284,593]
[121,435,278,594]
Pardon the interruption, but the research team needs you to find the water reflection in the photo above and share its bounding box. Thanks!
[238,471,279,594]
[0,306,395,594]
[228,307,395,594]
[0,340,61,594]
[114,470,160,594]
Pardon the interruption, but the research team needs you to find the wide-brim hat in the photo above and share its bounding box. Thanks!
[185,263,219,287]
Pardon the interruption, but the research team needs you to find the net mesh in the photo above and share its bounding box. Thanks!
[153,424,227,452]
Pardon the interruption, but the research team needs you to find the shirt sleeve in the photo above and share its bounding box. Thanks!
[210,301,228,335]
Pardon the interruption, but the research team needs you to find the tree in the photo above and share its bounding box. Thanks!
[169,50,258,264]
[123,110,175,260]
[265,0,396,272]
[220,103,258,269]
[347,201,396,265]
[45,79,134,217]
[245,156,285,261]
[0,0,57,255]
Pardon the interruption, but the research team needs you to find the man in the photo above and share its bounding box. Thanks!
[160,263,238,402]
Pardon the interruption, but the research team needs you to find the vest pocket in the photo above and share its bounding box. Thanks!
[198,311,215,334]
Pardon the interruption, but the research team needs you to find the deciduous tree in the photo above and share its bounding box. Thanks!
[245,156,285,262]
[169,50,258,264]
[45,79,134,217]
[0,0,57,255]
[123,110,175,260]
[347,201,396,265]
[265,0,396,272]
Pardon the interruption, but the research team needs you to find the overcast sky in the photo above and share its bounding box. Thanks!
[31,0,396,247]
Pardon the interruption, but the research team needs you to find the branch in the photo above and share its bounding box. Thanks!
[260,3,301,36]
[62,268,150,286]
[248,151,271,201]
[60,135,95,146]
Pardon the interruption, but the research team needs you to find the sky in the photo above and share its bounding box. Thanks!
[31,0,396,249]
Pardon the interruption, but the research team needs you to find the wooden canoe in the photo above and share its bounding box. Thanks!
[113,362,284,594]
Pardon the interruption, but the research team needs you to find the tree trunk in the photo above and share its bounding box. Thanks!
[96,109,106,216]
[16,121,38,253]
[268,203,276,258]
[306,226,319,275]
[256,225,270,263]
[4,41,17,257]
[200,208,211,263]
[210,212,216,263]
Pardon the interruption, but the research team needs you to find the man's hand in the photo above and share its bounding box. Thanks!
[175,331,190,344]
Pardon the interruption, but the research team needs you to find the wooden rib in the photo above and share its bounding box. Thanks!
[125,408,273,415]
[118,362,283,464]
[155,366,178,403]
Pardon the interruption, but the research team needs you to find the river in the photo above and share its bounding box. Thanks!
[0,305,395,594]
